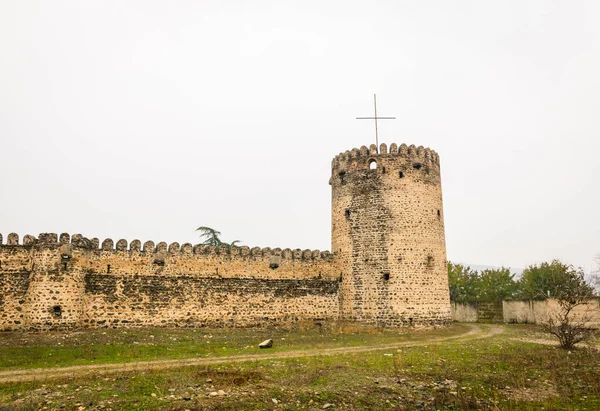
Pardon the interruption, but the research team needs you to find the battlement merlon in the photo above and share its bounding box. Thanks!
[0,233,334,262]
[331,143,440,172]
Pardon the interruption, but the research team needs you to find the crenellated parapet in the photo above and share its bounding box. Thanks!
[0,232,334,263]
[0,231,340,332]
[331,143,440,172]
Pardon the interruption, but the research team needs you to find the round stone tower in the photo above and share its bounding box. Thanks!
[330,143,451,326]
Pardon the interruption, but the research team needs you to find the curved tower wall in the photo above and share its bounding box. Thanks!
[331,143,451,326]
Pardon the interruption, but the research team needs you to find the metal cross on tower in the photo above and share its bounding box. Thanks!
[356,94,396,147]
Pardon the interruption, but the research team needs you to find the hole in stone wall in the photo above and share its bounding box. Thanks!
[62,262,68,270]
[107,264,111,273]
[52,305,62,318]
[399,171,404,178]
[369,159,377,169]
[338,170,346,184]
[427,255,434,267]
[383,272,390,281]
[345,209,351,220]
[382,166,386,174]
[437,210,441,219]
[413,162,422,170]
[269,263,279,270]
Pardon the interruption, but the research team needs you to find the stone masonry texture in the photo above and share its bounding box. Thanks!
[0,143,451,330]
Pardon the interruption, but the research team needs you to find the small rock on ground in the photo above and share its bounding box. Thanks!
[259,339,273,348]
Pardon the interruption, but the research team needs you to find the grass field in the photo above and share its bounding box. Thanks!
[0,323,598,410]
[0,323,468,371]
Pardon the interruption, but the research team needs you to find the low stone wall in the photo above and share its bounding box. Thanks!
[451,301,503,323]
[450,302,477,322]
[503,298,600,328]
[452,298,600,327]
[476,301,504,323]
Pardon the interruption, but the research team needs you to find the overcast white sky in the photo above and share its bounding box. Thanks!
[1,1,599,273]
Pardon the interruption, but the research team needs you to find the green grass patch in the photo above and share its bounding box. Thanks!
[1,324,599,410]
[0,323,468,370]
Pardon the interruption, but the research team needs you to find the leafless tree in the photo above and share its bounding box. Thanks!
[590,253,600,296]
[541,264,596,349]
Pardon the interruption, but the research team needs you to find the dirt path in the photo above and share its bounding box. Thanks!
[512,337,600,351]
[0,324,503,384]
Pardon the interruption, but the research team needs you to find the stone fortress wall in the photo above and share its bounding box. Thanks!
[0,143,451,331]
[0,233,340,330]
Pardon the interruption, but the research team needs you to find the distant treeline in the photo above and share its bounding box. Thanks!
[448,259,598,302]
